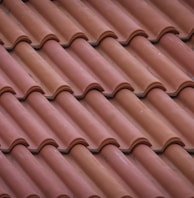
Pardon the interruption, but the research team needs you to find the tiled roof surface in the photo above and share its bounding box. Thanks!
[1,0,194,197]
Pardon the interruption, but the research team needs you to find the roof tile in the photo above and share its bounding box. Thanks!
[150,0,194,39]
[0,92,57,152]
[1,0,194,49]
[52,0,117,44]
[1,0,58,49]
[2,144,194,198]
[129,36,194,96]
[97,37,165,97]
[0,44,43,98]
[158,33,194,76]
[13,41,73,99]
[0,6,31,49]
[117,0,178,41]
[112,89,185,151]
[1,0,194,197]
[144,88,194,152]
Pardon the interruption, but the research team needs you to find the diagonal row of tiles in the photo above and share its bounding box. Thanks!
[1,144,194,198]
[0,33,194,100]
[0,86,194,153]
[1,0,194,49]
[1,1,194,198]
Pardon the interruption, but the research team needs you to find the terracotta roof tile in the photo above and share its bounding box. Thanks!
[150,0,194,39]
[1,144,194,198]
[1,0,194,49]
[144,88,194,152]
[13,41,73,99]
[158,33,194,77]
[1,0,194,197]
[5,35,194,99]
[0,44,43,98]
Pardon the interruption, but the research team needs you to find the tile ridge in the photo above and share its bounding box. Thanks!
[0,139,29,154]
[135,82,166,98]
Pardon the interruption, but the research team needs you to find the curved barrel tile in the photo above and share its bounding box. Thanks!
[82,90,151,152]
[41,40,104,98]
[70,144,132,198]
[54,92,119,151]
[150,0,194,39]
[132,144,194,198]
[158,33,194,77]
[26,92,90,152]
[0,109,28,152]
[176,87,194,116]
[27,91,123,152]
[2,0,58,49]
[0,45,43,99]
[53,0,117,45]
[97,37,165,97]
[0,7,31,49]
[145,88,194,152]
[68,38,133,97]
[82,0,147,44]
[100,144,164,198]
[2,143,194,198]
[118,0,178,41]
[0,92,58,152]
[113,89,184,152]
[14,42,73,99]
[27,0,87,46]
[0,150,40,198]
[11,145,72,198]
[163,144,194,185]
[41,145,104,198]
[129,36,194,96]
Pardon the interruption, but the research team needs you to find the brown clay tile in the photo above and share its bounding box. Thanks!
[176,87,194,115]
[11,38,132,98]
[0,75,15,97]
[20,91,119,152]
[145,88,194,152]
[129,36,194,96]
[100,144,164,198]
[0,150,38,198]
[2,0,58,49]
[69,38,133,97]
[53,0,116,45]
[163,144,194,185]
[0,108,28,152]
[41,145,104,198]
[0,92,58,152]
[158,33,194,77]
[0,7,31,49]
[26,0,87,46]
[82,90,151,152]
[150,0,194,39]
[132,144,194,198]
[26,92,89,152]
[0,45,43,99]
[82,0,147,44]
[41,39,104,98]
[97,37,165,97]
[2,143,194,198]
[14,42,73,99]
[113,89,184,151]
[54,92,119,151]
[11,145,72,198]
[118,0,178,41]
[70,144,131,198]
